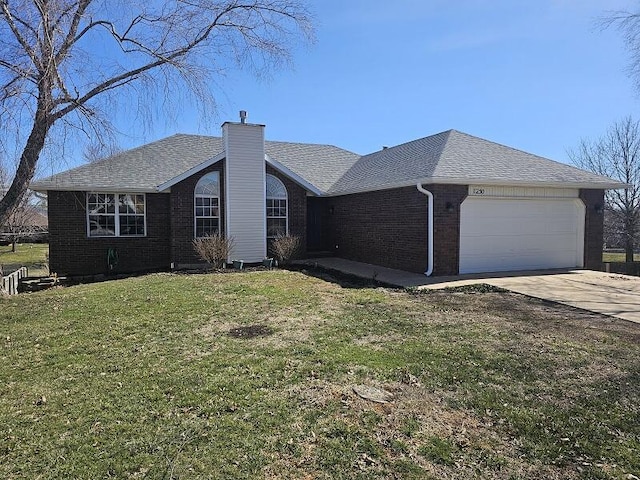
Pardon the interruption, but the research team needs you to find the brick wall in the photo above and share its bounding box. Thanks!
[322,184,466,275]
[266,165,307,252]
[580,189,605,270]
[49,183,599,277]
[170,162,225,265]
[323,186,428,273]
[432,184,468,276]
[48,191,171,276]
[170,162,308,266]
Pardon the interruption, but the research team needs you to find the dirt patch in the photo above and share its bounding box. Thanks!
[194,309,329,350]
[192,274,347,351]
[227,324,274,339]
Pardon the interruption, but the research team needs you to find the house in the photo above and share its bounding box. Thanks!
[31,114,625,277]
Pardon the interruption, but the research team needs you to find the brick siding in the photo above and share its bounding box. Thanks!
[48,181,605,277]
[171,163,308,266]
[320,185,606,276]
[48,162,310,274]
[432,184,468,276]
[323,186,428,274]
[266,166,307,255]
[48,190,170,276]
[170,162,225,266]
[580,189,605,270]
[321,184,466,275]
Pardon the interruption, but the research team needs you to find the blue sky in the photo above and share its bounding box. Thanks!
[105,0,636,165]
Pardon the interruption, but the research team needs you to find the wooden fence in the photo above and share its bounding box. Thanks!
[1,267,28,295]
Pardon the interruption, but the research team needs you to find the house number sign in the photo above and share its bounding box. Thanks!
[472,187,485,195]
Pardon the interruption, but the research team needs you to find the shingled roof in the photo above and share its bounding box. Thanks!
[31,129,625,195]
[31,134,360,194]
[327,130,625,194]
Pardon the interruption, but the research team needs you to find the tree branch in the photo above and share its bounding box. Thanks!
[0,1,41,72]
[0,0,314,225]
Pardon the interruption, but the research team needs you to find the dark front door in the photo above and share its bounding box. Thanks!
[306,197,324,252]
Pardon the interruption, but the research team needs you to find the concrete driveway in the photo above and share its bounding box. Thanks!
[480,270,640,324]
[300,258,640,324]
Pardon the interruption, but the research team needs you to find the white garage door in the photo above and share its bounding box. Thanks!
[459,197,585,274]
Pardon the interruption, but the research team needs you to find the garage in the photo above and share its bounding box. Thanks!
[459,194,585,274]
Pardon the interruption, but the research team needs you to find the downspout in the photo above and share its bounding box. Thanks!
[416,183,434,276]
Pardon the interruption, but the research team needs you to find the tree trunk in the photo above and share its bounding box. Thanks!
[626,236,635,263]
[11,240,16,253]
[0,107,51,226]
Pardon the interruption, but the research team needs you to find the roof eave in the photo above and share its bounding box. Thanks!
[30,184,159,194]
[424,177,629,190]
[327,177,628,196]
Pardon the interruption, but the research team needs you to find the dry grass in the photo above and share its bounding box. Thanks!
[1,270,638,479]
[281,379,578,480]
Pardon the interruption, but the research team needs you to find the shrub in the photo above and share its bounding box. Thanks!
[270,234,302,265]
[192,233,234,268]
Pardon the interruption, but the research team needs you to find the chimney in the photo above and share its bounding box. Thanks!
[222,114,266,263]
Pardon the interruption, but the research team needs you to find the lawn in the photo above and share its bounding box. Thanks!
[0,243,49,276]
[602,251,640,262]
[1,270,639,479]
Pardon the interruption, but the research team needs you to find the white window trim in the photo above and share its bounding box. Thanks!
[266,174,288,239]
[194,172,221,238]
[86,192,147,238]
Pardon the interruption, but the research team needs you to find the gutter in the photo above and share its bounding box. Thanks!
[327,177,628,197]
[415,183,434,276]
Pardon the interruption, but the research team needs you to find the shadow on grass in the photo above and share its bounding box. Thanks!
[283,263,392,289]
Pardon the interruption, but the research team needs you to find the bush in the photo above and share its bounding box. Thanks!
[270,234,302,265]
[192,233,234,268]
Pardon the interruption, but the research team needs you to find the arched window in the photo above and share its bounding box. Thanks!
[266,174,287,238]
[194,172,220,237]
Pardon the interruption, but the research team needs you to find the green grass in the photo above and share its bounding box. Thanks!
[1,270,639,479]
[0,242,48,275]
[602,251,640,262]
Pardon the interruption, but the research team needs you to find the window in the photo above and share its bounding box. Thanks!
[194,172,220,237]
[266,174,287,238]
[87,193,146,237]
[118,194,146,236]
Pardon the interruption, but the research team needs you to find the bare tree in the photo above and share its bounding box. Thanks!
[603,209,624,249]
[1,164,45,251]
[1,192,42,252]
[568,116,640,262]
[82,141,122,163]
[0,0,314,225]
[601,8,640,92]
